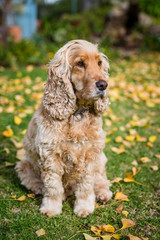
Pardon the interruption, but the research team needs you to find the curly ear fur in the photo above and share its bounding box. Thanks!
[94,53,110,114]
[42,44,76,120]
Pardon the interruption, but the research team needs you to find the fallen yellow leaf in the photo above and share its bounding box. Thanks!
[140,157,151,163]
[155,154,160,159]
[115,192,129,201]
[131,160,138,166]
[101,235,112,240]
[105,138,111,143]
[17,195,26,201]
[36,228,46,237]
[124,172,136,183]
[4,147,10,154]
[146,142,153,148]
[115,136,123,143]
[150,165,158,171]
[111,145,126,154]
[125,135,135,142]
[10,138,23,148]
[120,218,136,230]
[110,177,122,183]
[2,126,13,137]
[99,224,115,233]
[14,116,22,125]
[27,193,35,198]
[112,234,121,239]
[91,226,101,236]
[122,210,129,217]
[149,135,156,143]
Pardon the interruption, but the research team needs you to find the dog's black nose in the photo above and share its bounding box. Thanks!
[96,80,108,91]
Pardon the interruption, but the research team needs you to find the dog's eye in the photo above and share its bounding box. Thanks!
[76,61,85,68]
[98,60,102,66]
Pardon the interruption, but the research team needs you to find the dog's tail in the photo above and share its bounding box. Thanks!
[15,159,43,195]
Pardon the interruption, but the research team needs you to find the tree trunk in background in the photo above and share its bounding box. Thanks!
[0,0,12,45]
[82,0,100,11]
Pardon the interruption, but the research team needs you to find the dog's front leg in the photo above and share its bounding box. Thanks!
[38,147,64,217]
[74,171,95,218]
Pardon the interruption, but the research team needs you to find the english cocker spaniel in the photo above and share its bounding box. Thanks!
[15,40,112,218]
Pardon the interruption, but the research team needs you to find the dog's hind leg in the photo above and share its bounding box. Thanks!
[15,158,43,195]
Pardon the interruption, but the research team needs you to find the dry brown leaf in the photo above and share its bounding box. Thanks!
[128,234,141,240]
[121,218,136,230]
[116,204,123,212]
[35,228,46,237]
[115,192,129,201]
[17,195,26,201]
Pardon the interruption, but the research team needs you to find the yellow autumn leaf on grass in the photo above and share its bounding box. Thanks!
[99,224,115,233]
[115,192,129,201]
[17,195,26,201]
[5,161,15,167]
[91,226,101,235]
[149,135,156,143]
[122,210,129,217]
[146,142,153,148]
[14,116,22,125]
[101,234,112,240]
[115,136,123,143]
[112,234,121,239]
[140,157,151,163]
[155,154,160,159]
[111,145,126,154]
[131,160,138,166]
[125,135,135,142]
[120,218,136,230]
[132,167,140,176]
[83,233,96,240]
[124,172,136,183]
[2,126,13,137]
[36,228,46,237]
[105,138,111,143]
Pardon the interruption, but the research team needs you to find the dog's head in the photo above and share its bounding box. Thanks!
[43,40,110,120]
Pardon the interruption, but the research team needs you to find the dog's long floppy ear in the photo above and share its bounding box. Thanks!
[42,43,76,120]
[94,53,110,115]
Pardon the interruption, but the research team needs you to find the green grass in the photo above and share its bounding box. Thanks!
[0,52,160,240]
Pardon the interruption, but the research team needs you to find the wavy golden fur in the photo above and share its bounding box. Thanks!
[15,40,112,218]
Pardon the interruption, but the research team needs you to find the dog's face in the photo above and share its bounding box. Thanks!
[68,43,109,101]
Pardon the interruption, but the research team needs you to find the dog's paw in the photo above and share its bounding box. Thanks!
[40,208,60,217]
[74,209,92,218]
[96,189,113,204]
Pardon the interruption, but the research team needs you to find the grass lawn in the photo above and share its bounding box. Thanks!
[0,52,160,240]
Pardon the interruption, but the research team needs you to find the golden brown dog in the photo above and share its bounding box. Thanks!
[15,40,112,218]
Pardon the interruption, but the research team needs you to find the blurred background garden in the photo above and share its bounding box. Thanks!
[0,0,160,68]
[0,1,160,240]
